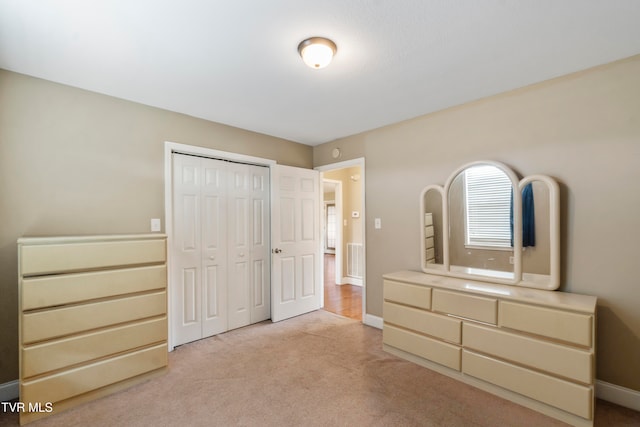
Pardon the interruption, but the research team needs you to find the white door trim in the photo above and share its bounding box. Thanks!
[315,157,366,322]
[164,141,276,350]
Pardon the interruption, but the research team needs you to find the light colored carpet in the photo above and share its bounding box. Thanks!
[2,310,639,426]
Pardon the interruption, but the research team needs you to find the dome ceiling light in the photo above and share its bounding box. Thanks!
[297,37,337,69]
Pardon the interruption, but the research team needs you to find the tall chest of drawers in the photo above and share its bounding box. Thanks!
[18,234,168,425]
[382,270,597,427]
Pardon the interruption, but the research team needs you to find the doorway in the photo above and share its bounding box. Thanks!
[316,158,366,322]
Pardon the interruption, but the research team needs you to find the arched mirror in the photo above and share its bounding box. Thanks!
[446,163,519,281]
[420,161,560,290]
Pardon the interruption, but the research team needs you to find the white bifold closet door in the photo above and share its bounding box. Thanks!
[172,153,270,346]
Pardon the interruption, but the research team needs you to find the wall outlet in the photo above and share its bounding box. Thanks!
[150,218,161,232]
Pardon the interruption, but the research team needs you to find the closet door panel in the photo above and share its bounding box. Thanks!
[172,154,204,346]
[228,163,252,329]
[251,165,271,322]
[172,153,270,344]
[201,157,228,337]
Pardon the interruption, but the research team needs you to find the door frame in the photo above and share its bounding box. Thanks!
[322,179,343,282]
[164,141,276,350]
[315,157,366,322]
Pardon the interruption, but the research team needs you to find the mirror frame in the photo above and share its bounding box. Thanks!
[420,160,561,290]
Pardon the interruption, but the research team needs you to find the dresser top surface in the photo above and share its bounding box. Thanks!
[18,233,167,245]
[383,270,597,313]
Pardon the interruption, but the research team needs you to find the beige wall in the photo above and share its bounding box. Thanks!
[0,70,312,383]
[314,55,640,391]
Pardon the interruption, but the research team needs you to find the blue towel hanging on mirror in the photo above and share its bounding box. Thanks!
[522,183,535,247]
[510,183,535,247]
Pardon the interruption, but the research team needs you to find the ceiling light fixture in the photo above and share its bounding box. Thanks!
[298,37,337,69]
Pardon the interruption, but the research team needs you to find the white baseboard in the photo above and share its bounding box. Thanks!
[596,380,640,412]
[363,314,383,329]
[0,380,19,402]
[340,276,363,286]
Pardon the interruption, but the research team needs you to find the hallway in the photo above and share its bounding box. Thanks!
[323,254,362,321]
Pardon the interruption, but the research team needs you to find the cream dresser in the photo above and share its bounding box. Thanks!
[383,270,597,427]
[18,234,168,424]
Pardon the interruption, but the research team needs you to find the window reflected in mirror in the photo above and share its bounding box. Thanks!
[449,165,514,276]
[464,165,513,248]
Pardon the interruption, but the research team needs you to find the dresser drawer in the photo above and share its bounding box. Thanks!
[384,280,431,309]
[425,225,434,238]
[425,248,435,260]
[432,289,497,324]
[384,324,461,371]
[21,343,167,404]
[22,291,167,344]
[463,323,592,384]
[462,350,592,419]
[22,265,167,310]
[22,317,167,378]
[425,237,434,249]
[20,238,166,276]
[499,301,593,347]
[384,302,460,343]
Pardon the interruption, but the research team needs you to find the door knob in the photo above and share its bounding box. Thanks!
[209,256,215,260]
[272,248,282,254]
[239,252,245,257]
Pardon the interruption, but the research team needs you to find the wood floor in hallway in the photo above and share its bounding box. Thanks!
[323,254,362,321]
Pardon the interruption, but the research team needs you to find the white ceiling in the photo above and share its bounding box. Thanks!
[1,1,639,146]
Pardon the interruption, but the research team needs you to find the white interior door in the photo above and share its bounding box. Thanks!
[201,158,229,338]
[172,153,270,346]
[172,154,228,346]
[271,164,321,322]
[227,162,251,330]
[227,162,271,329]
[249,165,271,323]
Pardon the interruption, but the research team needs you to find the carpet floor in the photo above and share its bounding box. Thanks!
[2,310,639,426]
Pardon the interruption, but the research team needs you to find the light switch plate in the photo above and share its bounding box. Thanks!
[150,218,161,232]
[374,218,381,229]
